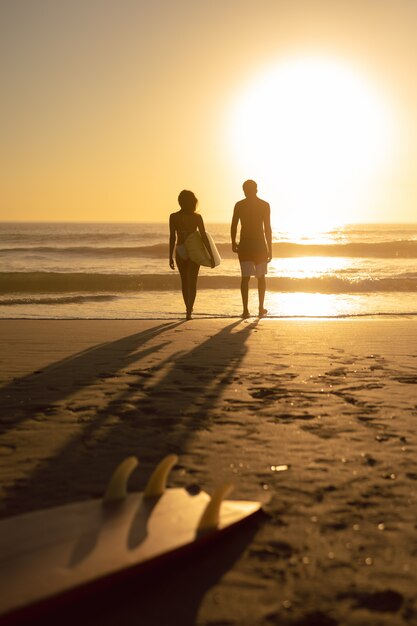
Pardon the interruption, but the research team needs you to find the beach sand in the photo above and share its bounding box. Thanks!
[1,318,417,625]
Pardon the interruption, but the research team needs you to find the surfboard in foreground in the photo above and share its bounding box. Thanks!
[0,455,262,623]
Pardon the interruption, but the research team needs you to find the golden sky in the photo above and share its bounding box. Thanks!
[1,0,416,225]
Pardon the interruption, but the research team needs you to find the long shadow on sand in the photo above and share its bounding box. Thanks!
[0,322,181,436]
[2,320,257,516]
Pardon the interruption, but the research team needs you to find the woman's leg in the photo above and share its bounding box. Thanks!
[186,260,200,318]
[175,255,200,318]
[175,254,189,311]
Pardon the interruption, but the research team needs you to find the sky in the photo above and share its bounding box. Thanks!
[1,0,416,226]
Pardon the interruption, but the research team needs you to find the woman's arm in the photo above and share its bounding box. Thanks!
[169,214,176,269]
[197,215,215,268]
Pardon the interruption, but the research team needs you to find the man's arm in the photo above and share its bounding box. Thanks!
[169,214,176,269]
[264,203,272,262]
[231,205,239,253]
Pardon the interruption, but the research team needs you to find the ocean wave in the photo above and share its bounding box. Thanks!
[1,239,417,258]
[1,310,416,320]
[0,244,169,257]
[0,294,118,306]
[1,272,416,294]
[0,231,162,245]
[273,240,417,258]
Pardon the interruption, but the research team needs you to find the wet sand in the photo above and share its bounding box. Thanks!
[1,318,417,625]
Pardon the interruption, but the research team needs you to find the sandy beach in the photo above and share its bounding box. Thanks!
[1,317,417,626]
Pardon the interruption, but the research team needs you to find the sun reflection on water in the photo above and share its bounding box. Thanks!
[267,292,359,317]
[271,226,344,245]
[268,256,351,279]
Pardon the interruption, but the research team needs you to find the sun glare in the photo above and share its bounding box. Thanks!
[228,56,399,231]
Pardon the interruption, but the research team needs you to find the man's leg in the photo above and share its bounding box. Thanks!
[257,275,267,316]
[241,276,250,318]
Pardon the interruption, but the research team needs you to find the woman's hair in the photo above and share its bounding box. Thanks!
[178,190,198,213]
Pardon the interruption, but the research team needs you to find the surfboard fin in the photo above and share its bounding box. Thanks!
[103,456,139,503]
[197,483,233,531]
[144,454,178,499]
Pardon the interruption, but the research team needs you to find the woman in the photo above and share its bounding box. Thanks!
[169,190,215,320]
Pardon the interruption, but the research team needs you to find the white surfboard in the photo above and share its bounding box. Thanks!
[0,455,262,623]
[184,231,221,267]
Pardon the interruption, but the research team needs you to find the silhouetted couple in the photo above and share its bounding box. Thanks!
[169,180,272,320]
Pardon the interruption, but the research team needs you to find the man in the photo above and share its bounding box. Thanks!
[231,180,272,318]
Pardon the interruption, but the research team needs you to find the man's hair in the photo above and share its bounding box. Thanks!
[178,190,198,213]
[242,180,257,195]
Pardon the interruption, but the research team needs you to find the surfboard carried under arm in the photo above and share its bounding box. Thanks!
[0,455,262,623]
[184,231,221,267]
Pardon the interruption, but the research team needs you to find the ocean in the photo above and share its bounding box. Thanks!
[0,222,416,319]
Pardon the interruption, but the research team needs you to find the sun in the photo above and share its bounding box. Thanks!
[228,56,398,231]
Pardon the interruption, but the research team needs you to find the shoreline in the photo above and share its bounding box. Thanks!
[1,311,417,320]
[1,317,417,624]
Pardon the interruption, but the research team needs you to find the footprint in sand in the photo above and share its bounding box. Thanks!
[0,444,16,456]
[325,367,349,377]
[249,540,295,561]
[301,424,339,439]
[67,404,98,413]
[341,589,403,613]
[393,375,417,384]
[250,388,277,399]
[273,413,316,424]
